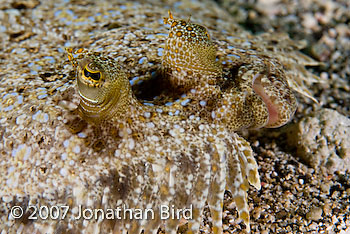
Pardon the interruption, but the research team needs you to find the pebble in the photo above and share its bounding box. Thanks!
[306,207,323,221]
[287,108,350,173]
[323,203,331,216]
[320,182,331,194]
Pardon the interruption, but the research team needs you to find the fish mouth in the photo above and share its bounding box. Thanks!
[252,74,286,127]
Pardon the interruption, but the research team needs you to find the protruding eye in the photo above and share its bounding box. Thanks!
[83,64,101,81]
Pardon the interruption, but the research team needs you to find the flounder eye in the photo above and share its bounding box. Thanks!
[83,63,102,81]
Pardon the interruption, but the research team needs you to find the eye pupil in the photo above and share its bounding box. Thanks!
[84,68,91,77]
[84,67,101,81]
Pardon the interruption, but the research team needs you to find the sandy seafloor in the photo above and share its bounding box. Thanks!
[0,0,349,233]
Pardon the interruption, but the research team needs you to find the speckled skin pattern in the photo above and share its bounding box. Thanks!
[162,12,297,130]
[65,48,261,233]
[62,13,301,233]
[0,0,322,233]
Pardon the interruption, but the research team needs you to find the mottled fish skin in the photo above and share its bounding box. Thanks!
[63,12,310,233]
[162,12,297,131]
[66,48,260,233]
[0,1,323,233]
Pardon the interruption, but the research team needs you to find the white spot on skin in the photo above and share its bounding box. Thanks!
[138,57,147,64]
[77,132,87,138]
[43,113,49,122]
[181,99,191,106]
[2,196,12,203]
[146,122,155,128]
[129,76,139,86]
[60,168,68,177]
[169,129,176,137]
[128,138,135,150]
[23,147,31,160]
[191,223,200,231]
[137,175,144,183]
[124,32,136,41]
[145,34,155,40]
[16,114,27,125]
[134,188,141,194]
[4,105,14,112]
[32,110,49,123]
[174,138,182,145]
[7,166,15,174]
[143,102,154,106]
[116,200,123,206]
[61,153,67,160]
[73,146,81,154]
[3,93,16,100]
[143,112,151,118]
[155,146,162,152]
[199,100,207,106]
[242,41,251,47]
[151,135,159,142]
[157,48,163,56]
[6,178,15,187]
[37,94,48,99]
[115,150,121,157]
[11,144,31,159]
[152,164,163,173]
[17,95,23,104]
[63,140,70,148]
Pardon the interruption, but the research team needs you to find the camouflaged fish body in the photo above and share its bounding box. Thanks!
[63,11,324,233]
[0,1,324,233]
[61,10,325,233]
[162,12,298,131]
[66,48,261,233]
